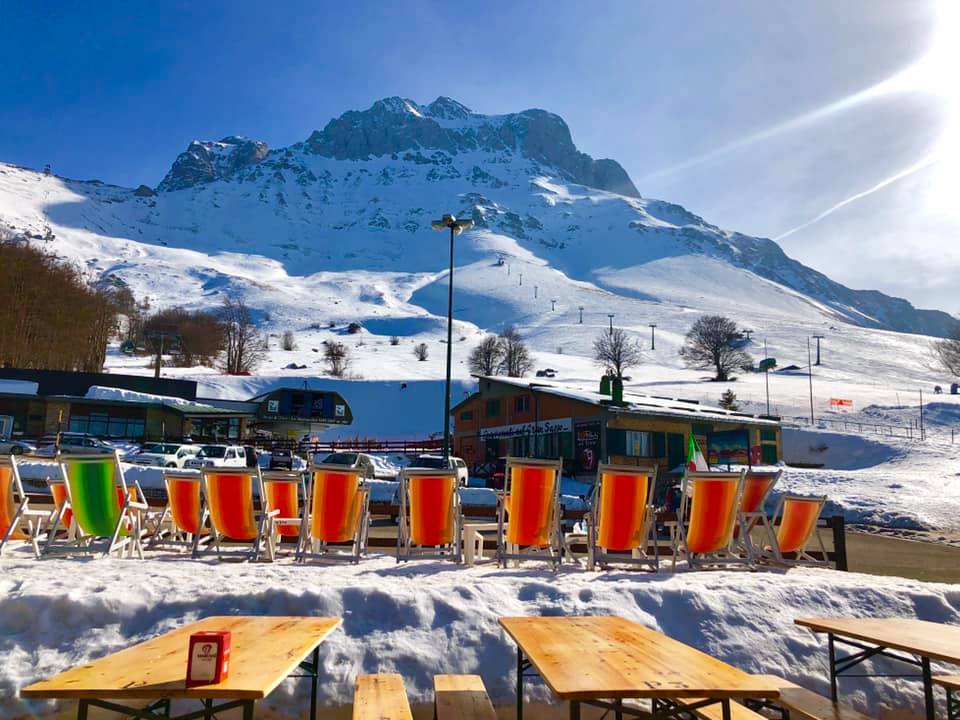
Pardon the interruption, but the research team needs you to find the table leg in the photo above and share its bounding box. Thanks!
[310,646,320,720]
[242,700,254,720]
[77,699,89,720]
[615,697,623,720]
[203,699,213,720]
[516,647,524,720]
[569,700,581,720]
[828,633,838,702]
[721,699,731,720]
[922,657,934,720]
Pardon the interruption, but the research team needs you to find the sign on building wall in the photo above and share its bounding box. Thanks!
[574,420,601,473]
[479,417,573,440]
[706,429,751,466]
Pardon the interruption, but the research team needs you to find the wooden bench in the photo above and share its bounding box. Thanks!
[434,674,496,720]
[675,674,873,720]
[353,674,412,720]
[934,676,960,720]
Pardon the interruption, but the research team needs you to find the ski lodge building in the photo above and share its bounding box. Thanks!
[452,376,782,478]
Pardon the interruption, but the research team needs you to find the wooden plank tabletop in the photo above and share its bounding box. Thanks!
[499,616,779,701]
[21,616,341,700]
[795,617,960,666]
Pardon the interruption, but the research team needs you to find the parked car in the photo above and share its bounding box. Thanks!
[184,444,249,469]
[411,454,470,486]
[243,445,259,468]
[35,434,116,457]
[318,451,380,479]
[132,442,200,468]
[535,368,557,378]
[0,437,37,455]
[269,448,294,470]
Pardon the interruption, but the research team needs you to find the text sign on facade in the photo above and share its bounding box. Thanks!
[479,417,573,440]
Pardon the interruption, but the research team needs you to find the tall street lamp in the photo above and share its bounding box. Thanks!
[431,213,473,461]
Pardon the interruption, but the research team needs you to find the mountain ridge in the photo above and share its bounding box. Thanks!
[1,95,957,340]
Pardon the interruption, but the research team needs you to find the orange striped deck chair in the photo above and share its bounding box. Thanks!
[44,452,149,559]
[397,467,461,563]
[298,464,369,563]
[262,470,307,556]
[768,494,828,565]
[734,469,781,561]
[673,470,748,571]
[583,463,659,571]
[47,478,76,542]
[496,457,562,569]
[150,469,210,554]
[0,455,48,558]
[198,467,278,561]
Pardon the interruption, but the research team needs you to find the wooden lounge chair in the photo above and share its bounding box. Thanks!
[397,467,461,563]
[767,494,828,565]
[44,452,149,559]
[150,469,209,553]
[354,674,412,720]
[197,467,278,561]
[434,675,496,720]
[0,454,48,557]
[497,457,563,569]
[46,477,76,542]
[261,470,306,555]
[297,464,369,564]
[565,463,659,571]
[735,469,781,561]
[672,470,749,570]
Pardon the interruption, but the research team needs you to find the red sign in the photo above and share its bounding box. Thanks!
[186,631,231,687]
[829,398,853,407]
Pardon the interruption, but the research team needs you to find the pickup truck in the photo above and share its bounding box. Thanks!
[184,444,249,469]
[132,442,201,468]
[411,454,470,486]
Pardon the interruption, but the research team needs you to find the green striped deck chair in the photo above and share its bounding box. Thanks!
[1,454,50,558]
[43,452,149,558]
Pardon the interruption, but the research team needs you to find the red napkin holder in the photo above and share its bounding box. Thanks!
[186,631,231,687]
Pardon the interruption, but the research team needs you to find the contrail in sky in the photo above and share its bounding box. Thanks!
[773,153,939,241]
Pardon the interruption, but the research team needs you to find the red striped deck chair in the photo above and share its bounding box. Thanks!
[768,494,829,565]
[583,463,659,571]
[673,470,748,571]
[262,470,307,556]
[44,452,149,558]
[735,469,781,562]
[497,457,562,569]
[198,467,277,561]
[0,454,48,558]
[150,469,210,554]
[297,464,369,563]
[397,467,461,563]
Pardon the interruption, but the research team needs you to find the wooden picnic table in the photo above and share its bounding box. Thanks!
[796,616,960,720]
[499,615,779,720]
[21,615,341,720]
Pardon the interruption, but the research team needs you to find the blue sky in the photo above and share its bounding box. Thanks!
[2,1,957,311]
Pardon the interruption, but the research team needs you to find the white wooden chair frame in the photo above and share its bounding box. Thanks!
[397,468,462,563]
[496,457,563,570]
[43,451,149,559]
[196,467,278,562]
[261,470,307,558]
[0,454,49,558]
[296,465,370,564]
[672,469,749,571]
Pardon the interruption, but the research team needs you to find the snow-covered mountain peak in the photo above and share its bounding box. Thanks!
[158,136,269,192]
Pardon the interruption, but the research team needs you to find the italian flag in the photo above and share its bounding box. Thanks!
[687,434,708,471]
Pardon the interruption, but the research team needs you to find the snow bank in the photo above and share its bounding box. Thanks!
[782,428,904,470]
[3,557,958,719]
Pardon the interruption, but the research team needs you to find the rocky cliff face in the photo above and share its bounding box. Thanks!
[158,136,269,192]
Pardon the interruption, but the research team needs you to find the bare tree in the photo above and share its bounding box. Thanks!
[219,297,265,375]
[468,335,503,375]
[413,343,429,361]
[592,328,642,379]
[281,330,296,351]
[931,332,960,377]
[323,341,351,377]
[499,326,534,378]
[679,315,751,381]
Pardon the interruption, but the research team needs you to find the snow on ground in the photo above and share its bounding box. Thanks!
[2,556,958,719]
